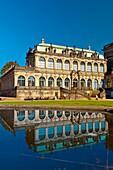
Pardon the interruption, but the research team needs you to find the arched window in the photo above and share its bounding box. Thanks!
[100,63,104,72]
[94,63,98,72]
[100,79,104,88]
[39,57,45,68]
[80,62,85,71]
[87,79,92,88]
[48,77,54,87]
[73,79,78,88]
[94,79,98,89]
[81,79,85,89]
[65,78,70,89]
[87,62,92,72]
[17,111,25,121]
[64,60,70,70]
[28,76,35,86]
[56,59,62,69]
[18,76,25,86]
[28,110,35,120]
[48,58,54,69]
[39,77,46,87]
[57,78,62,87]
[73,61,78,71]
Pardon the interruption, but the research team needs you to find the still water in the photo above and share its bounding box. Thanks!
[0,109,113,170]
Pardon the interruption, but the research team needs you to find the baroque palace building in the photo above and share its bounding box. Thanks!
[0,38,107,99]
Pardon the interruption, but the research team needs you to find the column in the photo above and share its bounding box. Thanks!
[70,124,74,135]
[85,77,87,89]
[78,61,80,70]
[54,126,57,138]
[25,75,28,86]
[35,110,40,122]
[78,124,81,134]
[45,57,48,69]
[62,78,65,88]
[92,61,94,72]
[62,125,65,136]
[85,62,87,72]
[35,76,39,87]
[45,76,48,87]
[45,127,49,139]
[86,122,89,133]
[99,121,101,131]
[25,110,28,122]
[54,77,57,87]
[92,78,94,90]
[93,122,95,132]
[62,59,65,70]
[98,63,100,73]
[54,58,57,69]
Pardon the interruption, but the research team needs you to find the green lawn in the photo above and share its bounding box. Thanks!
[0,99,113,107]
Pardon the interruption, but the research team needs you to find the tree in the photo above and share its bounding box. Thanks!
[1,61,19,75]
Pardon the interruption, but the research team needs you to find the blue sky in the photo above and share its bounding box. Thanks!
[0,0,113,69]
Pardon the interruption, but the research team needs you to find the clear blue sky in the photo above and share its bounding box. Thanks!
[0,0,113,69]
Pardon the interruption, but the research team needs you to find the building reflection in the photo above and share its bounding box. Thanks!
[105,114,113,151]
[0,109,110,154]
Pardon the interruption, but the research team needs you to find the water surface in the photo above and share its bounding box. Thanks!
[0,109,113,170]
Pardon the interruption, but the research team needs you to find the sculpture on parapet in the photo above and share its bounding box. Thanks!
[70,70,82,89]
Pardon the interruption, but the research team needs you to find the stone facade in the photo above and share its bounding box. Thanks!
[0,38,107,99]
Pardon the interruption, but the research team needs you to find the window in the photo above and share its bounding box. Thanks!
[57,59,62,69]
[48,77,54,87]
[87,79,92,88]
[94,79,98,89]
[57,78,62,87]
[18,76,25,86]
[64,60,70,70]
[65,78,70,88]
[87,63,92,72]
[73,61,78,71]
[39,57,45,68]
[80,62,85,71]
[28,76,35,86]
[48,58,54,69]
[94,63,98,72]
[39,77,46,87]
[100,63,104,72]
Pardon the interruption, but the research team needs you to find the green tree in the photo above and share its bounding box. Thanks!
[1,61,19,75]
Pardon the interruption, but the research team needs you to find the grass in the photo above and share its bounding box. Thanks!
[0,99,113,107]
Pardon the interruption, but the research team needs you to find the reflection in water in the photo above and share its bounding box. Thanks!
[0,109,109,155]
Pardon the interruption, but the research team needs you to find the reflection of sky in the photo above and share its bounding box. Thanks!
[0,123,112,170]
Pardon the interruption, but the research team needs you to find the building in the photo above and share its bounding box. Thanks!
[0,38,107,99]
[103,43,113,98]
